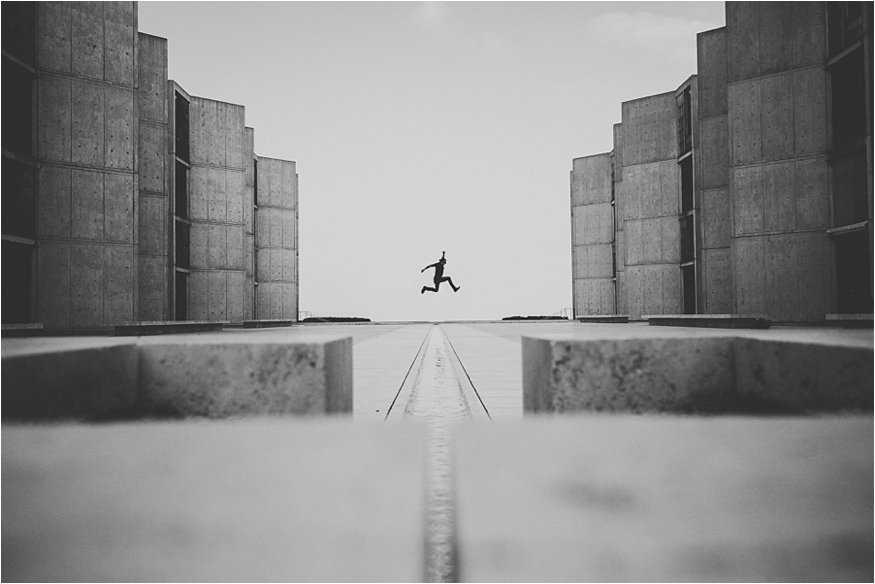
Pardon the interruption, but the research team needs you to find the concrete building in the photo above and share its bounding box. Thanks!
[1,2,298,332]
[571,2,873,322]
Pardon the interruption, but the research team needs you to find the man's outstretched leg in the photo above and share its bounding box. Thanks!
[421,284,438,294]
[444,277,460,292]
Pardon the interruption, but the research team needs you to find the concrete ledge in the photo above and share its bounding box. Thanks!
[1,323,44,338]
[1,420,426,582]
[137,337,353,417]
[243,319,297,328]
[454,416,874,582]
[825,314,874,328]
[1,341,138,421]
[644,314,771,329]
[576,315,630,323]
[523,335,873,414]
[114,321,227,336]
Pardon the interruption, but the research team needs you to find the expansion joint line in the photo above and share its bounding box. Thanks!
[382,325,432,421]
[438,325,491,421]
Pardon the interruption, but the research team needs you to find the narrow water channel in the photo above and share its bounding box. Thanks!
[403,325,470,583]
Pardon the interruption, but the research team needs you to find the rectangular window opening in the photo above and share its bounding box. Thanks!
[175,272,188,321]
[175,93,189,163]
[175,220,190,270]
[175,160,188,218]
[2,240,33,323]
[677,87,692,156]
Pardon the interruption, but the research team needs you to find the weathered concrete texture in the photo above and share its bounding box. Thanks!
[1,340,138,420]
[454,416,873,582]
[138,335,352,417]
[137,33,167,124]
[2,420,426,582]
[571,153,612,207]
[573,278,615,316]
[696,27,728,119]
[522,334,873,414]
[701,247,733,313]
[619,92,677,167]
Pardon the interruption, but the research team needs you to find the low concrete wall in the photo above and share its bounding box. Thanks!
[522,335,873,414]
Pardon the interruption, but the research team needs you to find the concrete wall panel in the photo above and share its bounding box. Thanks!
[728,80,762,165]
[104,172,134,243]
[208,168,227,223]
[105,246,133,324]
[574,279,615,315]
[70,244,103,328]
[72,79,104,166]
[137,34,167,123]
[758,3,793,75]
[244,129,255,234]
[620,94,677,166]
[763,234,830,321]
[283,283,297,319]
[225,106,245,170]
[105,87,135,170]
[763,162,795,233]
[104,4,134,86]
[573,244,613,279]
[731,166,763,236]
[208,271,226,321]
[625,219,642,266]
[227,272,244,323]
[269,211,283,247]
[71,2,103,80]
[727,2,759,83]
[37,243,71,330]
[613,123,623,182]
[662,265,681,313]
[615,229,626,272]
[38,166,72,239]
[699,116,729,190]
[270,249,283,282]
[244,234,255,276]
[139,122,165,193]
[792,3,826,66]
[794,158,828,230]
[256,249,271,283]
[572,204,613,246]
[227,226,244,271]
[622,162,678,220]
[189,167,209,221]
[138,255,165,321]
[189,223,208,269]
[282,210,296,249]
[189,271,209,321]
[642,218,663,264]
[702,248,733,313]
[702,188,730,249]
[71,170,103,241]
[793,67,827,156]
[761,74,794,160]
[207,224,227,269]
[732,237,765,315]
[38,75,72,162]
[38,3,72,73]
[282,250,296,283]
[571,154,613,207]
[697,28,728,118]
[226,171,244,224]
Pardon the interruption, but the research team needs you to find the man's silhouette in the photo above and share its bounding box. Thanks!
[421,251,460,294]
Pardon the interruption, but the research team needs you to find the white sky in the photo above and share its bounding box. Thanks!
[138,1,726,322]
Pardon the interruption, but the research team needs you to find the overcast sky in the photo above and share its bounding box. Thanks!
[138,1,725,322]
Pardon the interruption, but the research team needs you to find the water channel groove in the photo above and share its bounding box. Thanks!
[403,325,470,583]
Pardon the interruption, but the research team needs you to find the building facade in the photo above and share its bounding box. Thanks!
[572,1,873,322]
[2,2,298,332]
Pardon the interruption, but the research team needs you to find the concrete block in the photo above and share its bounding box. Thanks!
[271,282,283,317]
[758,3,793,75]
[1,340,137,420]
[256,248,271,282]
[208,271,227,321]
[38,74,72,162]
[1,421,424,581]
[38,2,71,73]
[255,207,270,248]
[763,161,795,232]
[189,271,209,321]
[137,335,353,416]
[227,225,244,271]
[612,123,623,181]
[270,247,283,281]
[620,93,677,166]
[269,209,284,247]
[282,249,296,282]
[244,128,255,187]
[137,255,166,322]
[70,244,104,328]
[727,2,760,82]
[256,284,271,319]
[573,244,613,280]
[793,66,827,155]
[138,122,165,194]
[71,2,103,80]
[571,154,613,207]
[624,219,642,266]
[454,416,873,582]
[283,283,298,319]
[728,80,762,165]
[137,34,168,123]
[104,17,134,86]
[662,264,681,313]
[105,246,134,325]
[226,170,244,223]
[208,167,227,223]
[615,229,626,271]
[105,87,135,170]
[702,187,729,249]
[72,79,104,166]
[37,243,71,330]
[104,172,134,243]
[573,279,615,316]
[225,105,245,170]
[208,223,227,269]
[761,74,794,160]
[281,163,296,209]
[699,116,728,190]
[731,165,763,236]
[702,248,733,313]
[732,236,766,316]
[244,277,254,321]
[793,2,826,66]
[572,204,612,246]
[71,170,104,241]
[189,222,208,269]
[38,165,71,239]
[794,157,829,229]
[227,272,244,323]
[189,166,209,221]
[696,27,728,118]
[282,209,296,249]
[244,234,255,276]
[138,195,165,255]
[642,217,662,264]
[661,216,680,263]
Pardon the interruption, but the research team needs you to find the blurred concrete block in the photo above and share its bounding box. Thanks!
[1,340,138,420]
[454,416,874,583]
[523,335,873,414]
[2,420,426,582]
[137,336,353,417]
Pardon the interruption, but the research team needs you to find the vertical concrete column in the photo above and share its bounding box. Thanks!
[187,97,247,323]
[255,157,298,320]
[618,93,682,318]
[613,123,627,314]
[570,153,615,316]
[35,2,138,332]
[136,33,169,321]
[243,128,256,320]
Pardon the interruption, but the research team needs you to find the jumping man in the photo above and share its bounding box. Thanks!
[421,251,460,294]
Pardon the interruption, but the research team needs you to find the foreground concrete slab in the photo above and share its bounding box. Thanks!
[454,415,874,583]
[2,420,426,582]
